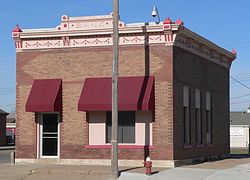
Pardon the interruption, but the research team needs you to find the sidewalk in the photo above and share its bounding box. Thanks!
[0,156,249,179]
[0,164,110,180]
[120,156,250,180]
[0,164,165,180]
[120,163,250,180]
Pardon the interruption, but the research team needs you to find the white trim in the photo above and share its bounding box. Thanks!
[39,112,60,159]
[230,125,250,128]
[12,14,235,68]
[36,115,40,159]
[58,113,61,158]
[6,123,16,128]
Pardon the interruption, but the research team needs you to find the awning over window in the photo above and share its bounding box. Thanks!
[78,76,154,111]
[26,79,62,112]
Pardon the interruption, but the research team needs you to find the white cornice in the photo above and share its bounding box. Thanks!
[12,14,236,68]
[18,25,165,39]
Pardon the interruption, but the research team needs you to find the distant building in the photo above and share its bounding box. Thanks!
[0,109,9,146]
[6,111,16,145]
[230,111,250,152]
[13,14,236,167]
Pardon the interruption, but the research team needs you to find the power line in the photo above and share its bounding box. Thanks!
[232,73,250,77]
[0,87,16,95]
[231,100,250,105]
[0,87,15,90]
[0,104,15,107]
[231,80,250,84]
[230,76,250,90]
[0,89,15,91]
[0,92,15,96]
[231,94,250,99]
[230,74,250,82]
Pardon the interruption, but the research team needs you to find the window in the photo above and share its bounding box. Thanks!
[195,89,202,144]
[88,111,152,146]
[106,111,135,143]
[183,86,190,144]
[206,92,212,144]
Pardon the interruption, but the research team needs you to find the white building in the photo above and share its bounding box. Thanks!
[230,112,250,153]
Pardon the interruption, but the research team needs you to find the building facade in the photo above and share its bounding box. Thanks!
[0,109,8,146]
[13,14,236,167]
[230,111,250,153]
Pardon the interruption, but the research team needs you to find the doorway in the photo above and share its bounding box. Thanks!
[39,113,60,158]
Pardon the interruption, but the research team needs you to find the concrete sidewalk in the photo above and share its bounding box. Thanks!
[0,156,249,179]
[120,156,250,180]
[120,164,250,180]
[0,163,165,180]
[0,164,111,180]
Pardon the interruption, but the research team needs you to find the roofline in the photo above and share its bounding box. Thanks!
[0,112,9,115]
[181,27,235,60]
[230,111,249,113]
[12,14,236,66]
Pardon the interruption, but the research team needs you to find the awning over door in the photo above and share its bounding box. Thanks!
[78,76,154,111]
[26,79,62,112]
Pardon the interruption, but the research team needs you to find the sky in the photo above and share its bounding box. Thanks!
[0,0,250,112]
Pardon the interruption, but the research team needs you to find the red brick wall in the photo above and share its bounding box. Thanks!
[16,44,174,160]
[16,44,230,161]
[173,46,230,160]
[0,115,7,145]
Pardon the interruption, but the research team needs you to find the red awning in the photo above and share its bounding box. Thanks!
[78,76,154,111]
[26,79,62,112]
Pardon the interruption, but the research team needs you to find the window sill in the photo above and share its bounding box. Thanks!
[183,144,193,149]
[195,144,204,148]
[85,145,155,149]
[206,144,213,148]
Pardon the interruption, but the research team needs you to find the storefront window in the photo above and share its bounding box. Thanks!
[106,111,135,143]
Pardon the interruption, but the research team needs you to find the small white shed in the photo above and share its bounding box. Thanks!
[230,112,250,152]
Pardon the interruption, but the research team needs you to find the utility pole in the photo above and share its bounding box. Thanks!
[111,0,119,179]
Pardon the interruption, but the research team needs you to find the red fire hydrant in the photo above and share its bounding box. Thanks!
[144,156,152,175]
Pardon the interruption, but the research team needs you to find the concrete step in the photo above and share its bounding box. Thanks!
[35,158,61,164]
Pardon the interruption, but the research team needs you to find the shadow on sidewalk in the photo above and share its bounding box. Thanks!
[118,166,159,176]
[230,154,250,159]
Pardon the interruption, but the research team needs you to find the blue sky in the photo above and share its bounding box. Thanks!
[0,0,250,112]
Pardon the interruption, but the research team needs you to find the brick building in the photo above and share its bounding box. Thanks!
[13,14,236,167]
[0,109,8,146]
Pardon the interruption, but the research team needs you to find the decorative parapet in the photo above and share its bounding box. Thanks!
[12,14,236,68]
[55,14,125,31]
[12,25,23,48]
[174,27,236,68]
